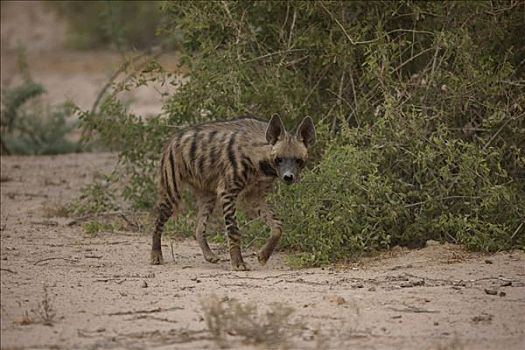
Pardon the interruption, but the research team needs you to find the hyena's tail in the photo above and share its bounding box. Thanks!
[151,143,181,265]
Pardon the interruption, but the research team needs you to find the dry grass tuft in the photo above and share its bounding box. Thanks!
[15,285,57,327]
[34,285,57,326]
[201,295,301,348]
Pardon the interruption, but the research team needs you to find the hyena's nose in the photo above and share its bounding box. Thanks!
[283,173,294,184]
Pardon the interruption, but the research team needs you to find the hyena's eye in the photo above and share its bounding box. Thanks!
[296,159,304,167]
[274,157,283,165]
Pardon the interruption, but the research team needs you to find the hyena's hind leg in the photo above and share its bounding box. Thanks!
[151,145,180,265]
[151,198,173,265]
[194,192,219,263]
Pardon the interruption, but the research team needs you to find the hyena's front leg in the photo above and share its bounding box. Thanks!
[257,203,282,265]
[219,188,248,271]
[195,193,219,263]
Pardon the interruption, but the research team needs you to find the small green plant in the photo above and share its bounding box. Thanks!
[82,220,115,236]
[70,174,119,216]
[1,46,90,155]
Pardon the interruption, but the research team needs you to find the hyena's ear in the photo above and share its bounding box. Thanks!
[266,114,285,145]
[296,116,316,148]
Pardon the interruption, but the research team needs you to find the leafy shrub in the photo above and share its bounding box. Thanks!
[276,123,524,266]
[1,46,90,155]
[0,82,88,155]
[80,1,525,264]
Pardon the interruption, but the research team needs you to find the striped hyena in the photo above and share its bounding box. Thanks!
[151,115,316,270]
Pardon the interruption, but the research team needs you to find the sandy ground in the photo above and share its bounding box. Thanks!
[1,153,525,350]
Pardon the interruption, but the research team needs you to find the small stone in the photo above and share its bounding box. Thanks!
[335,296,346,305]
[484,259,493,264]
[472,313,493,323]
[392,315,402,319]
[368,286,376,292]
[426,240,440,247]
[500,281,512,287]
[141,281,148,288]
[400,282,414,288]
[434,321,439,326]
[1,256,6,260]
[484,288,497,295]
[499,291,506,297]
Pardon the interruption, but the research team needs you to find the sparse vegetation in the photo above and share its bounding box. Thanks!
[34,285,57,326]
[42,203,71,219]
[82,220,116,236]
[201,295,300,348]
[69,174,119,216]
[16,286,57,327]
[49,1,165,50]
[1,47,90,156]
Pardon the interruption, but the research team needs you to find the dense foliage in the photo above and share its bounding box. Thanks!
[80,1,525,265]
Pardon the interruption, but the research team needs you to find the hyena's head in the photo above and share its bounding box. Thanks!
[265,115,316,185]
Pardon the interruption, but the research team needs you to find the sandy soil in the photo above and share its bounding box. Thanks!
[1,153,524,350]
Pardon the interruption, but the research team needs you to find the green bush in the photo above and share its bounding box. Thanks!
[0,82,89,155]
[276,123,524,266]
[1,46,90,156]
[80,1,525,264]
[50,1,164,50]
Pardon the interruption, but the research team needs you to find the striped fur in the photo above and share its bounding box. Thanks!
[151,115,316,270]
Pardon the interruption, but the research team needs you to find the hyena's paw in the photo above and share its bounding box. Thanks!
[203,251,220,264]
[150,249,164,265]
[231,261,250,271]
[230,255,250,271]
[257,250,271,266]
